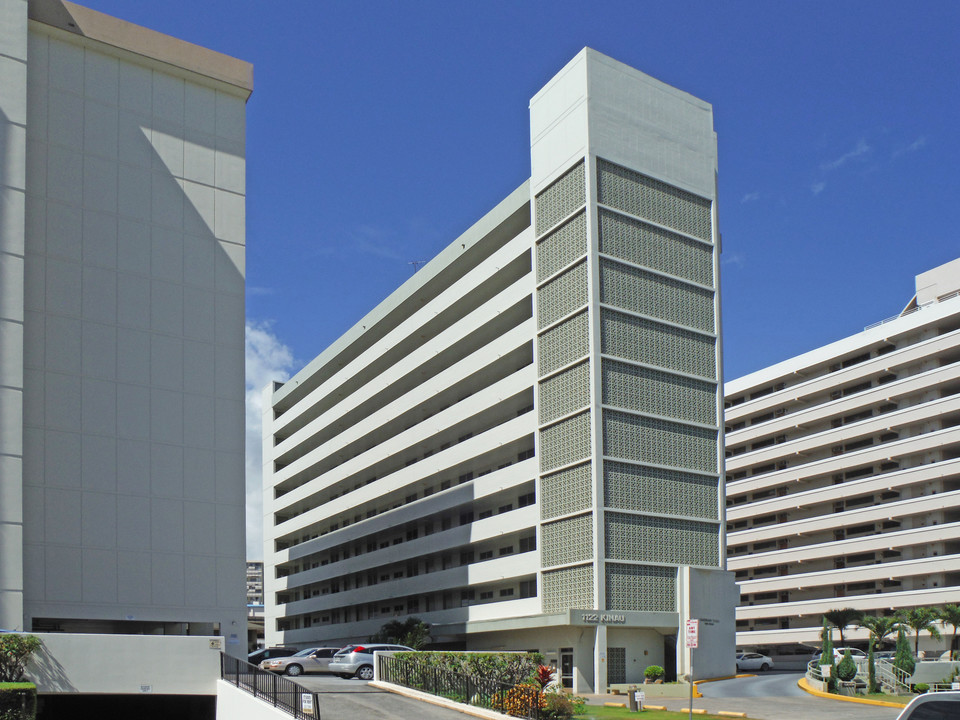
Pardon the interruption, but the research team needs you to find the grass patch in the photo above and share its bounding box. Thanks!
[579,706,726,719]
[858,693,913,705]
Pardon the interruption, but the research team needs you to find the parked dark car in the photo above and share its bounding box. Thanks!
[248,646,297,666]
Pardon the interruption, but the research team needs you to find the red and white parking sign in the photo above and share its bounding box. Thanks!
[684,619,699,648]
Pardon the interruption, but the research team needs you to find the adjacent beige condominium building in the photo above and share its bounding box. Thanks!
[726,258,960,661]
[262,48,736,693]
[0,0,251,675]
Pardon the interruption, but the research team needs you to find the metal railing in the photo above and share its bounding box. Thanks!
[378,654,542,719]
[221,653,321,719]
[874,658,911,694]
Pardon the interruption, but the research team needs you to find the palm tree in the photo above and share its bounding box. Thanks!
[938,605,960,660]
[858,614,900,650]
[899,607,942,657]
[823,607,864,645]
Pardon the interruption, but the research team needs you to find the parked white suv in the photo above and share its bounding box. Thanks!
[328,643,413,680]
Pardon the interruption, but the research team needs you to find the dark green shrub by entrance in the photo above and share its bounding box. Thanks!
[836,650,857,682]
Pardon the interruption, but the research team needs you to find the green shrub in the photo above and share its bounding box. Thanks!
[0,636,42,683]
[894,625,915,677]
[394,651,544,686]
[915,683,929,693]
[542,692,578,720]
[836,649,858,682]
[644,665,664,681]
[0,683,37,720]
[820,620,837,693]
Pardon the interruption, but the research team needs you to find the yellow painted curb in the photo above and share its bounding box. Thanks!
[797,677,906,708]
[717,713,748,718]
[603,702,626,708]
[678,708,706,715]
[645,705,667,711]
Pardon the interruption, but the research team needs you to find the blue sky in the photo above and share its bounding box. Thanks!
[80,0,960,557]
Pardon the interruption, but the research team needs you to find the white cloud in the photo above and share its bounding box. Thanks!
[820,139,872,171]
[892,135,927,158]
[811,181,826,196]
[740,192,760,204]
[245,320,296,561]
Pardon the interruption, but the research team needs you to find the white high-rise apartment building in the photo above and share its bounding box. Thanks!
[263,48,736,693]
[726,258,960,659]
[0,0,251,658]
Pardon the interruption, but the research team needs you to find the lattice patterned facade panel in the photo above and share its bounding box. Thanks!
[542,564,595,614]
[539,411,592,472]
[537,260,588,329]
[539,360,590,425]
[537,311,589,377]
[604,461,718,520]
[596,159,711,242]
[602,410,718,474]
[605,563,676,612]
[607,648,626,684]
[537,211,587,282]
[599,258,715,334]
[541,513,594,567]
[535,161,586,237]
[540,462,593,520]
[598,208,713,288]
[601,359,717,426]
[605,512,719,567]
[600,309,716,381]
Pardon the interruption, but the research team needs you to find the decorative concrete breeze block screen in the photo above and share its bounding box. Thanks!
[606,563,676,612]
[601,359,716,426]
[540,461,593,520]
[537,210,587,282]
[542,512,594,567]
[598,208,713,288]
[597,158,711,242]
[539,360,590,425]
[599,258,715,334]
[535,161,586,237]
[604,460,718,520]
[538,259,588,329]
[605,512,719,567]
[543,563,594,613]
[600,308,716,381]
[540,410,592,472]
[602,409,718,474]
[538,310,588,376]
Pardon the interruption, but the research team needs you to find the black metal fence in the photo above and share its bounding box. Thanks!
[378,654,542,719]
[221,653,321,720]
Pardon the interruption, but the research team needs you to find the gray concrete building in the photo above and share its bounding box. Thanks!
[0,0,251,661]
[262,48,736,692]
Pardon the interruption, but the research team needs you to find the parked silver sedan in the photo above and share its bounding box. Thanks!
[261,647,341,676]
[328,643,413,680]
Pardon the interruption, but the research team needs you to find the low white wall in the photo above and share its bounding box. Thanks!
[216,681,295,720]
[25,633,223,695]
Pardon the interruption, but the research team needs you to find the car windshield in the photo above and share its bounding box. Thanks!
[292,648,316,657]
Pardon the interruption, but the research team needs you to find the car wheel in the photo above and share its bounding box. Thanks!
[760,663,770,672]
[356,665,374,681]
[285,664,303,677]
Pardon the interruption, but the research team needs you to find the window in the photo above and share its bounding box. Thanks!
[499,588,514,597]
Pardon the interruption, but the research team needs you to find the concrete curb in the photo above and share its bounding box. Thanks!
[797,676,907,708]
[369,680,517,720]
